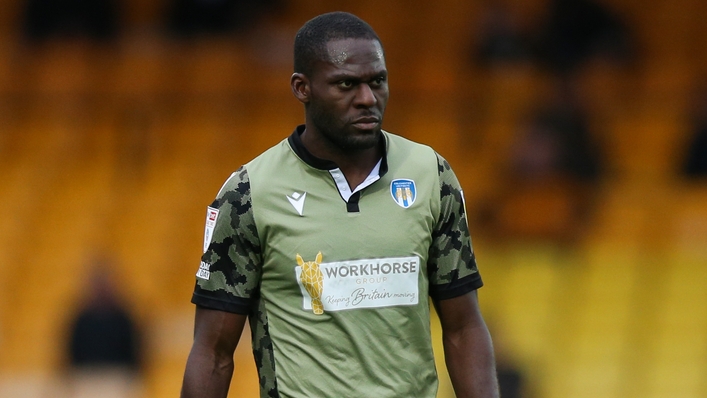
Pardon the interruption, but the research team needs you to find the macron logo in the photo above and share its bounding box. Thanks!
[287,192,307,216]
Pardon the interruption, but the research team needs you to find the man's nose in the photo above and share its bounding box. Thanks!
[354,83,377,107]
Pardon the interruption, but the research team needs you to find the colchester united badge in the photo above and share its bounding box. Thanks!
[390,179,416,208]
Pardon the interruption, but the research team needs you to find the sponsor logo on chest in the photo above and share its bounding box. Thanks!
[295,253,420,314]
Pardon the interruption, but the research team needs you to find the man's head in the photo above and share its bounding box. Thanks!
[294,12,382,77]
[291,12,389,154]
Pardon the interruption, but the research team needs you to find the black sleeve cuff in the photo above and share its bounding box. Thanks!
[429,272,483,301]
[191,292,252,315]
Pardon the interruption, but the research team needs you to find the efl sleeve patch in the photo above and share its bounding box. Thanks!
[203,206,220,253]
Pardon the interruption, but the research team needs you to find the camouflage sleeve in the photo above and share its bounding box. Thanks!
[191,166,263,314]
[427,153,483,300]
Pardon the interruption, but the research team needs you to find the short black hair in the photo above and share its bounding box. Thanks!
[293,12,382,76]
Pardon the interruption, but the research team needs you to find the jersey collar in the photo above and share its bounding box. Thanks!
[287,124,389,177]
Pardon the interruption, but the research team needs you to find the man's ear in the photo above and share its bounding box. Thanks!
[291,73,310,104]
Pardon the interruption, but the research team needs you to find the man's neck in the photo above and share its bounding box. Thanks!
[300,129,383,190]
[336,154,380,189]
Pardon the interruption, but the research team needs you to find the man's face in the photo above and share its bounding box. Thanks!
[306,38,389,152]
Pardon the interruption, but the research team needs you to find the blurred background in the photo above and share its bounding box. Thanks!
[1,0,706,397]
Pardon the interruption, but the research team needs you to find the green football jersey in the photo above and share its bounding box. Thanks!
[193,125,483,398]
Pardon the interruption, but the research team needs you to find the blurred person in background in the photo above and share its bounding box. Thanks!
[22,0,120,42]
[63,256,142,398]
[510,79,602,182]
[164,0,284,38]
[471,0,533,69]
[181,11,499,398]
[476,77,604,242]
[681,83,707,178]
[534,0,636,75]
[487,322,529,398]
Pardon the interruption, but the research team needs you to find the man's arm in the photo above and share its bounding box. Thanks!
[435,290,499,398]
[181,306,247,398]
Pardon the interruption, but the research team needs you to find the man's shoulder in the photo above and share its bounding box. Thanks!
[384,130,440,170]
[212,137,291,198]
[383,130,430,150]
[242,136,307,193]
[247,137,292,168]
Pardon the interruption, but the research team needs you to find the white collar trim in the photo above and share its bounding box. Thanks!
[328,159,382,202]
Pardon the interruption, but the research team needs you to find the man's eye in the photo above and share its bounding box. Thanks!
[339,81,353,89]
[372,77,386,86]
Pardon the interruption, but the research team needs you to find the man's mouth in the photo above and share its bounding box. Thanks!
[351,117,380,130]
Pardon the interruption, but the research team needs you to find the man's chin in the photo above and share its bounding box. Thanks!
[346,129,381,150]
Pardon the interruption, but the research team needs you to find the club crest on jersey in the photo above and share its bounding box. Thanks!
[390,179,416,208]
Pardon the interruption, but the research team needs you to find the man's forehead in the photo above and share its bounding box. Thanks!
[325,38,385,66]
